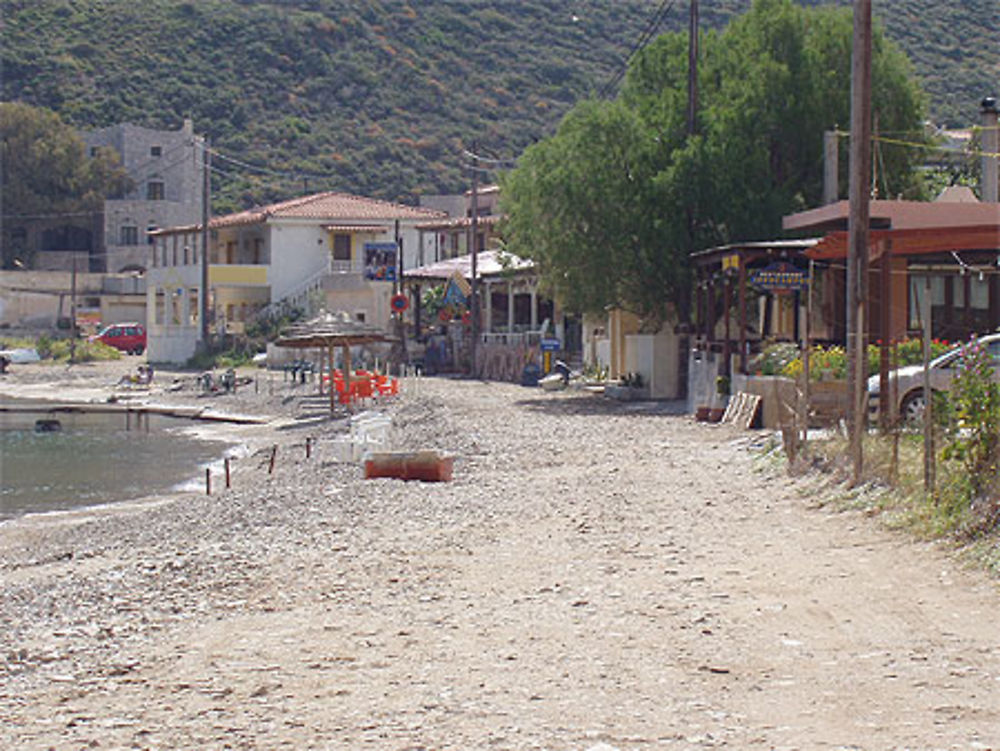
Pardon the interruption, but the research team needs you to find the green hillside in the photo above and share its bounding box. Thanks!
[2,0,996,211]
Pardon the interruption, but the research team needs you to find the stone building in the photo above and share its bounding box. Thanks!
[82,119,203,273]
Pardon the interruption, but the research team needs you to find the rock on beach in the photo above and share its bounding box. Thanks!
[2,362,1000,749]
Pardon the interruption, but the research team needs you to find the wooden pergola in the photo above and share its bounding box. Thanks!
[274,310,393,415]
[691,239,821,375]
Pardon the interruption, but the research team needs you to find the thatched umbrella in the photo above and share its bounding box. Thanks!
[274,310,394,414]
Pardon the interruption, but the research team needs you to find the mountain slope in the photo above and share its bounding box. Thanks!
[2,0,996,210]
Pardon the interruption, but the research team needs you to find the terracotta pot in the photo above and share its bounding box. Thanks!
[695,406,711,422]
[707,407,725,423]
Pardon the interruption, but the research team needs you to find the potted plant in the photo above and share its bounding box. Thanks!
[709,375,730,422]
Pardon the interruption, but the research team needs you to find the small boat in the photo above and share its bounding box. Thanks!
[34,418,62,432]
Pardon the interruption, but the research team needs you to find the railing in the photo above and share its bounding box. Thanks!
[249,259,331,326]
[481,330,544,346]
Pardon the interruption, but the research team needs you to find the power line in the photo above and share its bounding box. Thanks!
[208,146,336,181]
[598,0,678,100]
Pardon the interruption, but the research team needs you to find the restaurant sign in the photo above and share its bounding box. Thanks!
[749,262,809,292]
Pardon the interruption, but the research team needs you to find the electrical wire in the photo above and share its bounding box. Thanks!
[597,0,678,100]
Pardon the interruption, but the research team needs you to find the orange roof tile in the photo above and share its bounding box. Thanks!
[211,191,447,229]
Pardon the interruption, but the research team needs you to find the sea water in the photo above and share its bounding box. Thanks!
[0,402,232,521]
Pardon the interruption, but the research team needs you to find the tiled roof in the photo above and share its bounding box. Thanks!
[211,191,447,229]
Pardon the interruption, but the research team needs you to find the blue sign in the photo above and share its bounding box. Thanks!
[749,262,809,292]
[363,242,398,282]
[540,338,561,352]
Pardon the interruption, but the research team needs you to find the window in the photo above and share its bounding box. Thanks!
[333,234,351,261]
[150,145,162,157]
[147,225,157,245]
[188,289,200,326]
[147,181,165,201]
[120,226,139,246]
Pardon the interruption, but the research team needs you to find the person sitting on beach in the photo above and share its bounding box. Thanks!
[117,364,153,387]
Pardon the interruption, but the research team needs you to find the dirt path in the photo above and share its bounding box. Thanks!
[1,377,998,749]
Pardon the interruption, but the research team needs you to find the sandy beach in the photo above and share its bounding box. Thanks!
[1,361,999,750]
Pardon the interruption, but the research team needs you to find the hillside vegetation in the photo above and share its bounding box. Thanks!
[2,0,996,211]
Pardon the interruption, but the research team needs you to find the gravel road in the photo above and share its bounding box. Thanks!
[1,364,998,750]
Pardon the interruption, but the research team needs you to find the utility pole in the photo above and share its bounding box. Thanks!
[847,0,872,484]
[69,256,77,364]
[680,0,700,399]
[469,145,480,378]
[687,0,699,136]
[200,136,211,347]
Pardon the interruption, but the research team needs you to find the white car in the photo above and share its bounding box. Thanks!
[0,347,41,363]
[867,333,1000,423]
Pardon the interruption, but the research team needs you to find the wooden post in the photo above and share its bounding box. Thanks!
[723,275,731,377]
[343,343,352,410]
[306,437,312,459]
[328,342,336,414]
[922,276,934,496]
[268,445,277,475]
[891,340,899,486]
[878,239,892,433]
[205,468,211,495]
[224,457,231,489]
[847,0,872,485]
[801,260,813,452]
[738,254,747,374]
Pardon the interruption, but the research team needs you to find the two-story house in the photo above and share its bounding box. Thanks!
[146,191,444,363]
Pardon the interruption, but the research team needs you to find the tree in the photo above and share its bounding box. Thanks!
[1,102,131,268]
[500,0,928,326]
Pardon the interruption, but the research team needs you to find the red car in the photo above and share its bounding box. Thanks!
[91,322,146,355]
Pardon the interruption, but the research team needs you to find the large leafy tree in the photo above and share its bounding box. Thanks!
[501,0,927,326]
[0,102,131,268]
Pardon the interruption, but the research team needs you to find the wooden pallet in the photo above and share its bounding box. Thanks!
[722,392,761,429]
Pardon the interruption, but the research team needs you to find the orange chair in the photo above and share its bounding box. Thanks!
[376,376,399,398]
[351,378,375,405]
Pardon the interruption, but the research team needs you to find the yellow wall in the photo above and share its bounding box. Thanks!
[209,265,268,286]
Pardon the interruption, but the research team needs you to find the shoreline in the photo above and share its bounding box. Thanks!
[0,360,320,526]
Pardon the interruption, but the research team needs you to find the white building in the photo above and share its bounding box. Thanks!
[146,191,444,363]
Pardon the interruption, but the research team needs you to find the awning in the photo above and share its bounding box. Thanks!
[806,224,1000,260]
[404,250,533,282]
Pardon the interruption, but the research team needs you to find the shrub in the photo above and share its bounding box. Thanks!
[776,338,954,382]
[46,338,122,362]
[750,342,800,376]
[941,336,1000,533]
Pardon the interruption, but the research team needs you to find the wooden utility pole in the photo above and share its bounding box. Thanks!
[469,147,480,378]
[69,256,77,364]
[200,136,211,346]
[681,0,699,398]
[687,0,699,136]
[847,0,872,484]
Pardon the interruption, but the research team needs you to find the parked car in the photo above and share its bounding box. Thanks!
[90,322,146,355]
[867,332,1000,423]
